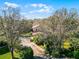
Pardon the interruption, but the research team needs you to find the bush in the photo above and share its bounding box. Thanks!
[21,32,32,37]
[0,46,9,55]
[32,34,44,45]
[20,47,34,59]
[74,50,79,59]
[51,50,60,58]
[0,41,9,55]
[0,41,7,47]
[31,35,38,43]
[59,48,74,58]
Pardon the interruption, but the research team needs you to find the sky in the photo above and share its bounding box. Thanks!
[0,0,79,19]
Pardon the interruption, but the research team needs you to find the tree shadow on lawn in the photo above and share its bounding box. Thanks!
[0,46,9,55]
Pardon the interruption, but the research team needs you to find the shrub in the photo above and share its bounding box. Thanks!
[0,46,9,55]
[51,50,60,58]
[32,35,38,43]
[59,48,74,58]
[74,50,79,59]
[20,47,34,59]
[32,34,44,45]
[0,41,7,47]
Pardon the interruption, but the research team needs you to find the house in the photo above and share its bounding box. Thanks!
[32,20,41,35]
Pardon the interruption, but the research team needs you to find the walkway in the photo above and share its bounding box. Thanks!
[20,37,46,59]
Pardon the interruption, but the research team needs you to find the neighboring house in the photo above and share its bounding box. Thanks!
[32,24,40,32]
[32,21,41,35]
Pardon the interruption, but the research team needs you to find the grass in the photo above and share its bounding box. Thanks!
[0,52,20,59]
[0,52,11,59]
[14,51,20,59]
[0,46,20,59]
[0,51,20,59]
[21,32,32,37]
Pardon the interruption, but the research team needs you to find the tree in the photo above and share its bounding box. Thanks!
[19,19,33,34]
[0,6,21,59]
[37,8,79,57]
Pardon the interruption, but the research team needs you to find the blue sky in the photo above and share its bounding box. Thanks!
[0,0,79,19]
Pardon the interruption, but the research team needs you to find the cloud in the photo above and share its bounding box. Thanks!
[38,9,49,12]
[29,3,53,13]
[4,2,19,8]
[31,3,47,8]
[29,9,49,13]
[31,4,38,7]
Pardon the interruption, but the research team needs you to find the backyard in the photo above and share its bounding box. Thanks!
[0,0,79,59]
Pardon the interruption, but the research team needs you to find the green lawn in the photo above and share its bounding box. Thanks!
[0,52,11,59]
[0,51,20,59]
[21,32,32,37]
[0,46,20,59]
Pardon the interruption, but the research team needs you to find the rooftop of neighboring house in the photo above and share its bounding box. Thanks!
[32,24,39,28]
[32,20,40,29]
